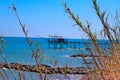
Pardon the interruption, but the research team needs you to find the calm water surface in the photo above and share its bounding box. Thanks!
[0,37,109,80]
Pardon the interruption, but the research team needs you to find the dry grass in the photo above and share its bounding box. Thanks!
[64,0,120,80]
[81,52,120,80]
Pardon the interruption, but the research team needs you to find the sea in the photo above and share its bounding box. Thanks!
[0,37,110,80]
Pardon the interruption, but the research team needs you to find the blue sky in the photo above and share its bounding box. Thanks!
[0,0,120,38]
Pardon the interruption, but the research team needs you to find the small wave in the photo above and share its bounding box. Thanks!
[62,55,70,58]
[2,67,15,70]
[2,67,8,70]
[76,57,92,60]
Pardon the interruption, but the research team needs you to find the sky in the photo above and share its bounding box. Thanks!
[0,0,120,38]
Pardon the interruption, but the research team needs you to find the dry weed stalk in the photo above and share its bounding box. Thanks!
[0,36,17,80]
[10,3,44,80]
[64,0,120,80]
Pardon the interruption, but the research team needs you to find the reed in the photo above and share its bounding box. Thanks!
[0,36,18,80]
[64,0,120,80]
[0,2,64,80]
[10,3,45,80]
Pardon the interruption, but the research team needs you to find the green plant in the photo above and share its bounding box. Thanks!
[0,36,17,80]
[64,0,120,80]
[9,3,46,80]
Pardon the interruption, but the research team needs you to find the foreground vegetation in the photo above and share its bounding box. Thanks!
[64,0,120,80]
[0,0,120,80]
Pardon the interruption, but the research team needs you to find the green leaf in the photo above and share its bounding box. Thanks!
[41,66,46,72]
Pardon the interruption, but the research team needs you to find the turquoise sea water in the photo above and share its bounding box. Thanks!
[2,37,90,68]
[0,37,110,80]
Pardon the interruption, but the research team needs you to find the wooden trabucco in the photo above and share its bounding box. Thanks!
[46,35,110,49]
